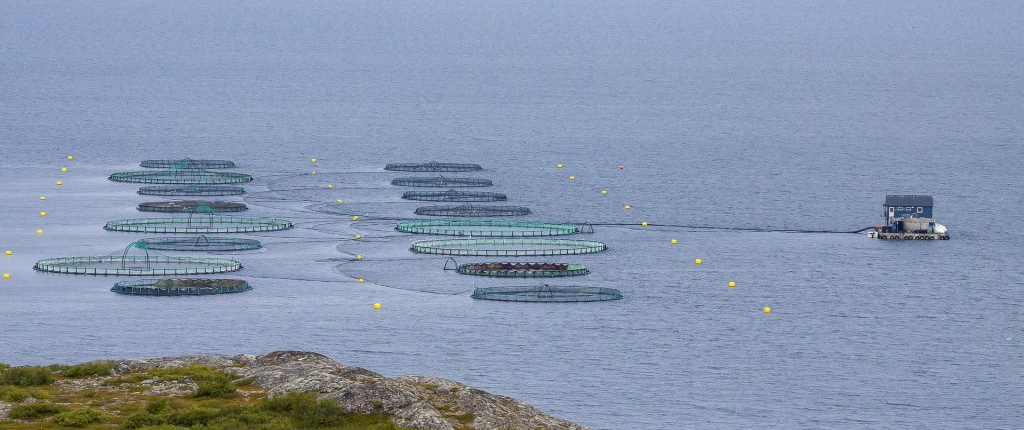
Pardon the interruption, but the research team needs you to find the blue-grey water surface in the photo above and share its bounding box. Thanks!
[1,1,1022,429]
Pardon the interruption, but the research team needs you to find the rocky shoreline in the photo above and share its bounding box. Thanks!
[1,351,591,430]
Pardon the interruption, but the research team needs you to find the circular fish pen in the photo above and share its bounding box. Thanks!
[396,220,580,237]
[385,162,482,172]
[411,238,607,256]
[138,236,262,252]
[391,176,493,188]
[112,279,251,296]
[414,204,531,217]
[34,256,241,275]
[141,159,237,169]
[109,169,253,184]
[471,285,622,302]
[402,189,507,202]
[138,185,246,196]
[104,216,293,233]
[137,201,248,213]
[457,262,589,278]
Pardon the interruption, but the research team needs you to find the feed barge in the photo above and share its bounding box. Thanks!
[870,195,950,240]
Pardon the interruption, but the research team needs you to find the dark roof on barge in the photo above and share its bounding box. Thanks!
[885,195,933,206]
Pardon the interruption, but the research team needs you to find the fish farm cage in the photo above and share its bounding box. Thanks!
[385,162,483,172]
[410,238,608,256]
[138,185,246,196]
[414,204,531,217]
[138,236,262,252]
[391,176,493,187]
[104,216,293,233]
[140,159,237,169]
[137,201,248,213]
[456,262,590,278]
[34,242,242,275]
[401,189,507,202]
[34,256,241,275]
[396,220,581,237]
[471,285,623,302]
[111,279,251,296]
[109,169,253,184]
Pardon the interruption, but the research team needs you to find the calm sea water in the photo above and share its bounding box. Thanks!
[1,1,1022,429]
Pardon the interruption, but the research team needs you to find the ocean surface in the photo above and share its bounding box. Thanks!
[1,1,1022,429]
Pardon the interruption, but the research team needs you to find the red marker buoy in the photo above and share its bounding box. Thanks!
[617,165,625,170]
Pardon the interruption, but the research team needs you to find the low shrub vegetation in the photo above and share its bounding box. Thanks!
[0,364,409,430]
[7,402,65,420]
[58,361,114,378]
[52,408,103,427]
[0,365,54,386]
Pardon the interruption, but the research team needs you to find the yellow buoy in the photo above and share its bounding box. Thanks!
[601,190,607,195]
[61,167,67,173]
[624,205,631,210]
[355,254,363,260]
[763,307,772,314]
[568,175,575,181]
[311,171,317,175]
[36,229,43,235]
[311,158,317,163]
[556,163,563,168]
[671,239,678,244]
[56,181,63,186]
[4,250,11,256]
[358,278,364,283]
[39,211,46,217]
[39,196,46,201]
[728,281,736,288]
[2,274,8,280]
[352,215,359,221]
[327,184,333,189]
[336,199,343,204]
[641,221,648,227]
[695,258,702,265]
[355,234,362,239]
[67,155,73,160]
[373,303,382,310]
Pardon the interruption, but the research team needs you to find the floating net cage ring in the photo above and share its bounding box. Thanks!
[112,279,252,296]
[391,176,493,188]
[410,238,608,256]
[141,159,237,169]
[402,189,507,202]
[457,262,590,278]
[385,162,483,172]
[414,204,531,217]
[137,201,248,213]
[109,169,253,184]
[396,220,581,237]
[138,185,246,196]
[471,285,623,302]
[34,256,242,276]
[104,217,294,233]
[138,236,263,251]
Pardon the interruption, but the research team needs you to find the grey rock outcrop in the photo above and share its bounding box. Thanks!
[107,350,591,430]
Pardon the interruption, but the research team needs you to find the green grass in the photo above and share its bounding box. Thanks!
[0,386,30,402]
[118,392,405,430]
[0,365,411,430]
[452,412,475,425]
